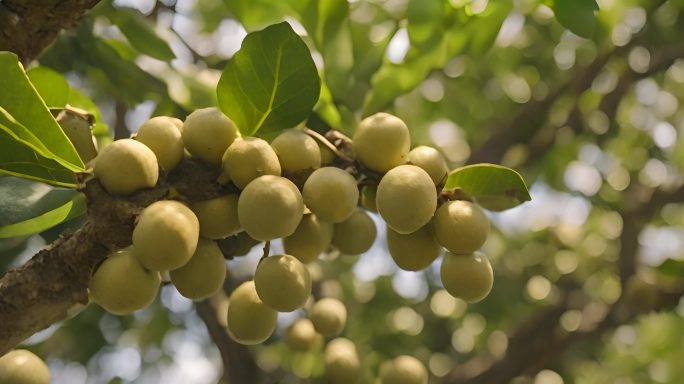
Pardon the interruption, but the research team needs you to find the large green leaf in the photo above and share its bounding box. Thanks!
[0,52,84,172]
[444,164,531,211]
[551,0,599,39]
[0,193,86,239]
[217,22,321,137]
[26,67,70,108]
[104,4,176,61]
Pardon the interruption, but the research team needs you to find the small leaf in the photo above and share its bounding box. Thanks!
[407,0,445,51]
[26,67,70,108]
[104,4,175,61]
[444,164,531,211]
[552,0,599,39]
[0,193,86,238]
[656,259,684,278]
[217,22,320,137]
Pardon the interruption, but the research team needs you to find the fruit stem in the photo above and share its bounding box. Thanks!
[303,128,354,163]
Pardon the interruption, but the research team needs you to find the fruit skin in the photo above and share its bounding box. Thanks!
[387,224,441,271]
[191,195,241,240]
[432,200,489,254]
[309,297,347,336]
[254,254,311,312]
[182,107,238,165]
[440,252,493,303]
[89,247,161,315]
[324,338,362,384]
[270,129,321,172]
[170,238,227,300]
[331,209,377,255]
[376,165,437,234]
[379,355,428,384]
[132,200,200,271]
[93,138,158,195]
[360,185,378,212]
[407,145,448,185]
[220,137,281,189]
[353,112,411,173]
[285,318,319,351]
[0,349,51,384]
[237,175,304,241]
[302,167,359,223]
[134,116,185,170]
[226,281,278,345]
[283,214,334,263]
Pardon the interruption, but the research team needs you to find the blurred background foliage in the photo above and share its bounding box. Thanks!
[2,0,684,383]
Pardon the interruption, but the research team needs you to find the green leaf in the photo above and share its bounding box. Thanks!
[222,0,303,30]
[552,0,599,39]
[26,67,70,108]
[444,164,531,211]
[407,0,445,51]
[217,22,321,137]
[104,4,175,61]
[0,176,79,226]
[0,52,85,172]
[0,193,86,238]
[67,88,111,139]
[656,259,684,278]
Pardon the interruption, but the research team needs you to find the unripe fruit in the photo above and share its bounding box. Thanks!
[283,214,334,263]
[376,165,437,234]
[432,200,489,254]
[318,141,335,165]
[0,349,50,384]
[331,210,377,254]
[440,252,493,303]
[325,338,362,384]
[270,129,321,172]
[360,185,378,212]
[254,254,311,312]
[309,297,347,336]
[182,107,238,165]
[379,355,428,384]
[303,167,359,223]
[166,116,184,132]
[387,224,441,271]
[237,176,304,241]
[227,281,277,345]
[191,195,241,239]
[134,116,184,170]
[353,112,411,173]
[407,145,448,185]
[170,239,227,300]
[220,137,281,189]
[132,200,200,271]
[285,318,319,351]
[89,247,161,315]
[93,138,158,195]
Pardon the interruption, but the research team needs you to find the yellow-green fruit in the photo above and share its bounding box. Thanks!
[132,200,200,271]
[134,116,184,170]
[170,238,227,300]
[360,185,378,212]
[166,116,184,132]
[89,247,161,315]
[191,195,241,239]
[283,214,333,263]
[387,224,441,271]
[237,175,304,241]
[220,137,281,189]
[331,210,376,254]
[432,200,489,254]
[353,112,410,172]
[254,254,311,312]
[325,338,362,384]
[227,281,278,345]
[303,167,359,223]
[440,252,493,303]
[318,141,335,165]
[0,349,50,384]
[309,297,347,336]
[182,107,238,165]
[407,145,448,185]
[285,318,319,351]
[94,138,158,195]
[271,129,321,172]
[379,355,428,384]
[376,165,437,234]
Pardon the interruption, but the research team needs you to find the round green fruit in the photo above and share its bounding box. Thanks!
[432,200,489,254]
[379,355,428,384]
[440,252,493,303]
[220,137,281,189]
[331,210,377,254]
[353,112,411,173]
[0,349,50,384]
[93,138,158,195]
[134,116,184,170]
[170,238,227,300]
[132,200,200,271]
[303,167,359,223]
[309,297,347,336]
[191,195,241,240]
[387,224,441,271]
[182,107,238,165]
[226,281,278,345]
[254,254,311,312]
[270,129,321,172]
[407,145,448,185]
[283,214,333,263]
[285,318,319,351]
[325,338,362,384]
[89,247,161,315]
[376,165,437,234]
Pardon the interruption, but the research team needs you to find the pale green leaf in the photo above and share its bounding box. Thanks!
[444,164,531,211]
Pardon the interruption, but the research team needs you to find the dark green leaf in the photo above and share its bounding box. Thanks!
[552,0,599,39]
[104,4,175,61]
[407,0,445,51]
[444,164,531,211]
[656,259,684,277]
[0,193,86,238]
[217,22,321,136]
[26,67,70,108]
[0,176,79,226]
